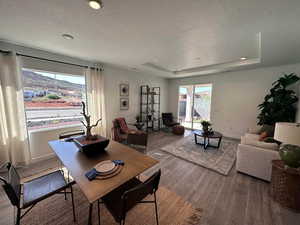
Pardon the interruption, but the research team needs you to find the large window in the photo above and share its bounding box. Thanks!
[22,69,86,130]
[178,84,212,130]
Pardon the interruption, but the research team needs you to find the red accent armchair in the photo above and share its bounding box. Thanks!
[112,118,148,148]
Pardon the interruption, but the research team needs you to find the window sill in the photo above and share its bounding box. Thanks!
[28,124,84,134]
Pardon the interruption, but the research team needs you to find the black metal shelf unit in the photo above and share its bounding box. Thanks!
[140,85,161,132]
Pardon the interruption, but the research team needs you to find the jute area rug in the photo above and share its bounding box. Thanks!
[160,134,238,175]
[17,184,202,225]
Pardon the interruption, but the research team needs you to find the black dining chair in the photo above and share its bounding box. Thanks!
[0,162,76,225]
[58,129,85,185]
[98,169,161,225]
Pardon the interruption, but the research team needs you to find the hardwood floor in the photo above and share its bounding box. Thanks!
[146,131,300,225]
[1,131,299,225]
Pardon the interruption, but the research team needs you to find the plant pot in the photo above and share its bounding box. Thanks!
[203,128,209,135]
[73,135,110,156]
[279,144,300,168]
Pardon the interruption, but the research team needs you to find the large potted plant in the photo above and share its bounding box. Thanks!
[257,73,299,126]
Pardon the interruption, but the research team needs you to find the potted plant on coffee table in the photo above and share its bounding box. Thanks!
[201,120,212,134]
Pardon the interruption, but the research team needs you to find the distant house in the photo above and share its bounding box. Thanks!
[35,90,47,97]
[24,90,35,100]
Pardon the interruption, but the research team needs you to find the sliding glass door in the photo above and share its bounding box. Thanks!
[178,84,212,130]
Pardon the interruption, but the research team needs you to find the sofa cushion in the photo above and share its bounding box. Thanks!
[241,136,278,151]
[244,133,260,141]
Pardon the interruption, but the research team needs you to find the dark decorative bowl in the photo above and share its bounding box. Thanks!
[73,135,110,156]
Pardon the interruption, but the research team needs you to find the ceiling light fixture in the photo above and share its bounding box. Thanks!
[62,34,74,40]
[88,0,103,9]
[240,57,247,60]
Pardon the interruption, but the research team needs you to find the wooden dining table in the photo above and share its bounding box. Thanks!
[49,139,158,225]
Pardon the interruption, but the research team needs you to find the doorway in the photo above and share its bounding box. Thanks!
[178,84,212,130]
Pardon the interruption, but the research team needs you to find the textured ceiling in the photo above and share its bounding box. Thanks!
[0,0,300,77]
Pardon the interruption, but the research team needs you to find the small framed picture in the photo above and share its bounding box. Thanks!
[120,98,129,110]
[120,83,129,96]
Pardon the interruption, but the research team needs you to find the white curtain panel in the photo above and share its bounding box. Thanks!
[0,52,31,166]
[85,67,107,137]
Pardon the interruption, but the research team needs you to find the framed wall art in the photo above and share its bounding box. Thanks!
[120,98,129,110]
[120,83,129,96]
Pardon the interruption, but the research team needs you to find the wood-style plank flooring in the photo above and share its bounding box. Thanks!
[1,131,299,225]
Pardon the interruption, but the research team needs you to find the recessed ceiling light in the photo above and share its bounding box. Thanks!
[89,0,103,9]
[240,57,247,60]
[62,34,74,40]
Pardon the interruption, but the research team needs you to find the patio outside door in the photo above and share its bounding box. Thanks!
[178,84,212,130]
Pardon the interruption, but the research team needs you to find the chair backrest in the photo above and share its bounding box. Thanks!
[115,117,129,134]
[122,169,161,212]
[112,119,122,142]
[162,113,174,125]
[59,130,85,139]
[0,163,21,207]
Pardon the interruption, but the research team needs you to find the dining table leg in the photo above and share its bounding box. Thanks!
[88,203,93,225]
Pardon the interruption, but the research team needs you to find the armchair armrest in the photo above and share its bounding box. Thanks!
[237,143,280,181]
[127,131,148,146]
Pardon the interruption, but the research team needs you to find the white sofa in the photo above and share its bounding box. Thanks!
[236,129,280,181]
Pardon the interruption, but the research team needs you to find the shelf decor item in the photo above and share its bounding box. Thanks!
[274,122,300,168]
[134,115,144,130]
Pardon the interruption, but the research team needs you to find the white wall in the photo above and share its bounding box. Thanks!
[297,84,300,122]
[103,65,168,136]
[29,125,82,162]
[168,63,300,139]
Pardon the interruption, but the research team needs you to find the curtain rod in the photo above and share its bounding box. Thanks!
[0,49,103,71]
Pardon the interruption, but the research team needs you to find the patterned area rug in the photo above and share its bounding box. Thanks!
[160,134,238,175]
[17,185,201,225]
[0,168,202,225]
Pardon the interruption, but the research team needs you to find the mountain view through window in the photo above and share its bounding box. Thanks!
[22,69,86,130]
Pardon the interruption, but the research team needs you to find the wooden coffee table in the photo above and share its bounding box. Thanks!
[193,130,223,150]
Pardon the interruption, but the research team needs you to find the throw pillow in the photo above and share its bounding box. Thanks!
[259,125,275,137]
[259,131,268,141]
